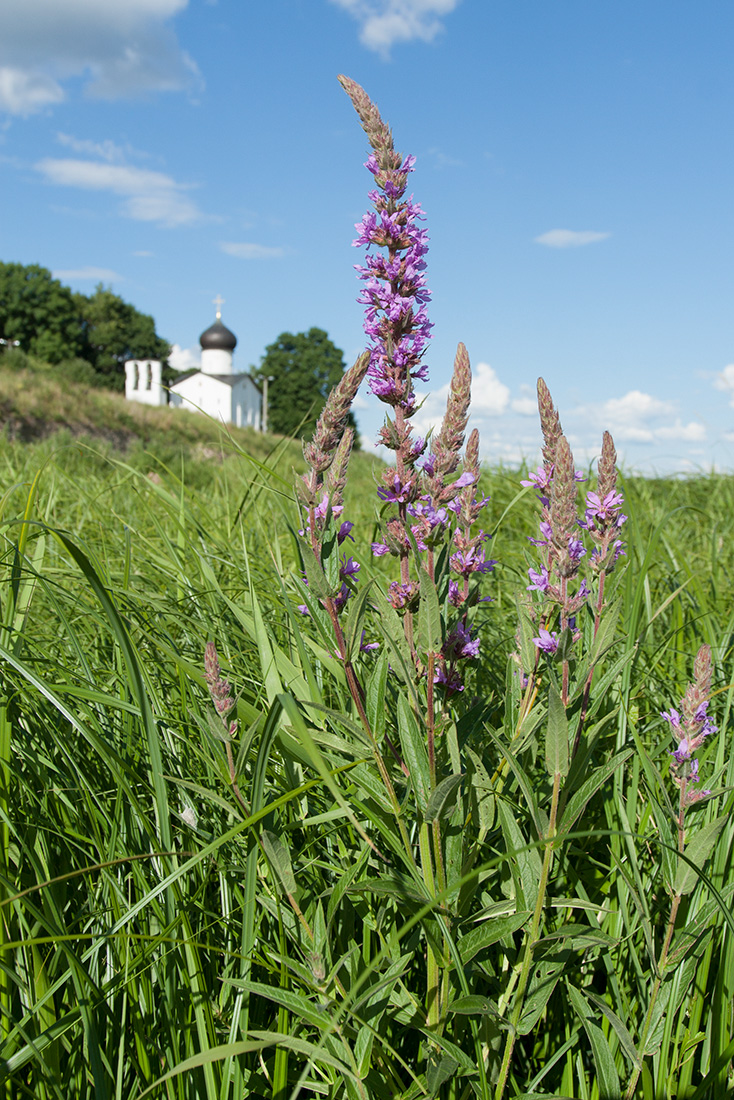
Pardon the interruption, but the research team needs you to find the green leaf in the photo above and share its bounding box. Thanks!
[416,567,442,656]
[675,814,727,895]
[515,592,537,674]
[558,748,634,835]
[260,830,298,898]
[371,587,418,696]
[545,682,569,778]
[300,540,332,600]
[349,874,431,908]
[425,773,463,823]
[588,595,623,666]
[458,912,531,964]
[517,958,564,1035]
[397,695,430,808]
[496,801,542,910]
[427,1051,459,1095]
[566,984,621,1100]
[343,577,375,661]
[448,995,498,1016]
[365,650,388,740]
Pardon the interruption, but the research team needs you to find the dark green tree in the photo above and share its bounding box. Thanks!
[254,328,360,443]
[0,262,85,363]
[76,285,171,391]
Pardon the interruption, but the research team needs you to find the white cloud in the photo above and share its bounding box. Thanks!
[655,420,707,443]
[52,266,123,282]
[0,68,64,116]
[410,361,511,439]
[470,361,511,417]
[169,343,201,372]
[133,249,154,257]
[0,0,200,116]
[35,157,205,227]
[535,229,611,249]
[713,363,734,405]
[573,390,705,446]
[330,0,460,58]
[220,241,285,260]
[511,396,538,416]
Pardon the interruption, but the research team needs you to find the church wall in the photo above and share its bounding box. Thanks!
[124,360,166,406]
[170,374,232,421]
[201,348,233,376]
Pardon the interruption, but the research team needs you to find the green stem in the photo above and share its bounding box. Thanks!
[418,823,441,1033]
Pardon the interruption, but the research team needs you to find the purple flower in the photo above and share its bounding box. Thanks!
[450,545,496,578]
[533,628,559,655]
[340,556,360,579]
[337,521,355,544]
[661,708,682,732]
[527,566,551,593]
[377,475,415,504]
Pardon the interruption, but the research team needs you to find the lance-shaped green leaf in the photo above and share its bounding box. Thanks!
[675,814,727,896]
[558,748,634,834]
[300,541,332,601]
[425,773,463,823]
[261,830,298,899]
[343,576,375,660]
[566,984,621,1099]
[416,567,442,657]
[545,681,569,778]
[365,649,388,740]
[370,587,418,698]
[397,695,430,808]
[458,911,531,964]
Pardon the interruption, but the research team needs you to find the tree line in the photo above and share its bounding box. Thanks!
[0,260,360,443]
[0,261,170,392]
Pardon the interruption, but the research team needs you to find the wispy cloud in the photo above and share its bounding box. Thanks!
[330,0,461,58]
[220,241,285,260]
[35,157,207,227]
[0,0,200,117]
[52,266,124,282]
[534,229,611,249]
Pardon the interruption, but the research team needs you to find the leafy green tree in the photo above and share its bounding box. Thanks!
[254,328,360,443]
[76,285,171,391]
[0,262,85,363]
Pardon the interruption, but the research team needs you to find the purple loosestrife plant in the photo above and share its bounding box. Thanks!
[624,646,720,1100]
[339,75,492,700]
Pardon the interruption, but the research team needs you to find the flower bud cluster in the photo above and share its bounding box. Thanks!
[204,642,238,740]
[662,645,716,805]
[523,382,627,660]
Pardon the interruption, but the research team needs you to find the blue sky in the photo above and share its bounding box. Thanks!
[2,0,733,474]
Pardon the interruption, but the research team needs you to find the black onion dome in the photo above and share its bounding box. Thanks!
[200,319,237,351]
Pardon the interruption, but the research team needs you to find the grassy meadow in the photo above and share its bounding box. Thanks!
[1,399,733,1099]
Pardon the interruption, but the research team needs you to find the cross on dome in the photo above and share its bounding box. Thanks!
[212,293,225,319]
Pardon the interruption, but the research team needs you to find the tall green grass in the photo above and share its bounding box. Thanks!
[1,430,732,1098]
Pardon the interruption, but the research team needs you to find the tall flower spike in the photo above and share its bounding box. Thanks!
[341,75,432,412]
[550,435,580,578]
[302,351,369,496]
[537,377,564,472]
[427,342,472,487]
[337,75,403,174]
[596,431,617,502]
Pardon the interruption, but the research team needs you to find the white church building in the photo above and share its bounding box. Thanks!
[125,303,262,430]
